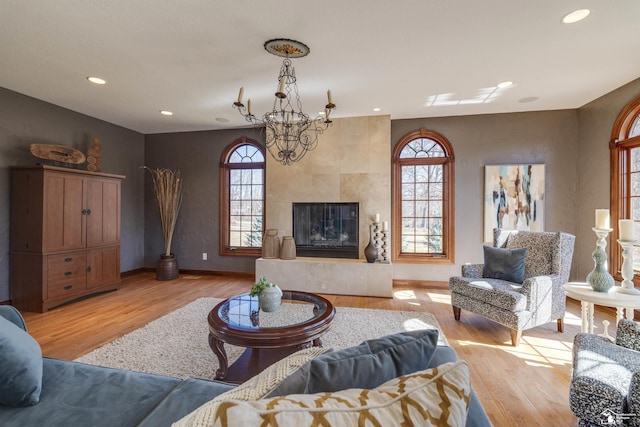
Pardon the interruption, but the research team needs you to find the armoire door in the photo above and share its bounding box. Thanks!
[43,172,86,252]
[87,247,120,289]
[85,177,121,248]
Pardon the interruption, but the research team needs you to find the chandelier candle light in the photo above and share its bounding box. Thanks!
[233,39,336,165]
[617,219,640,295]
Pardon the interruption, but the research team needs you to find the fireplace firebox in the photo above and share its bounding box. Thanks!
[292,202,359,259]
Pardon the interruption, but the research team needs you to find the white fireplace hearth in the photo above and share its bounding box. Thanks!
[255,257,393,298]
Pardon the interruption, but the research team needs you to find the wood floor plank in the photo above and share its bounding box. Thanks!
[18,272,610,426]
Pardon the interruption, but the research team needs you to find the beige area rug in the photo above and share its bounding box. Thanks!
[75,298,447,380]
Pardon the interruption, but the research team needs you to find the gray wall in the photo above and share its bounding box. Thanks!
[2,75,639,301]
[0,87,145,301]
[391,110,580,280]
[144,129,265,273]
[576,78,640,280]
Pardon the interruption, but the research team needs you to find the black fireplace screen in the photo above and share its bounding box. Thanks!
[292,202,359,259]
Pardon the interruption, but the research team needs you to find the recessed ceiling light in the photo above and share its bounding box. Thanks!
[562,9,590,24]
[496,81,513,88]
[87,76,106,85]
[160,110,173,116]
[518,97,539,103]
[373,107,381,112]
[215,117,229,123]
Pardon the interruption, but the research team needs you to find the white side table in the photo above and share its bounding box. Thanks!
[563,282,640,335]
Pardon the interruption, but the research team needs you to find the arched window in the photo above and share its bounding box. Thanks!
[610,95,640,286]
[392,128,455,263]
[219,137,265,256]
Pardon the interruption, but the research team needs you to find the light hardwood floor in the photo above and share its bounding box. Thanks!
[20,272,610,426]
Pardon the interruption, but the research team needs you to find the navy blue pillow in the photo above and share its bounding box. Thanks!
[303,329,439,394]
[483,245,527,284]
[0,316,43,406]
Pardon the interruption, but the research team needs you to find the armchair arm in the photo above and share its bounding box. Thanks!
[461,263,483,278]
[616,319,640,352]
[0,305,27,331]
[629,371,640,427]
[519,274,557,307]
[517,274,569,323]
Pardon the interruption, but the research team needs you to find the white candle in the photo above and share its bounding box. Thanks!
[374,213,380,223]
[237,87,244,103]
[595,209,610,229]
[383,221,388,231]
[278,78,285,94]
[619,219,635,241]
[327,89,333,104]
[247,99,252,115]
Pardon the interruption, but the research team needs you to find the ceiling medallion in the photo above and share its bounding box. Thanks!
[233,39,335,165]
[263,38,309,58]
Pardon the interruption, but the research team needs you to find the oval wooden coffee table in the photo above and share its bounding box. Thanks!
[208,290,335,383]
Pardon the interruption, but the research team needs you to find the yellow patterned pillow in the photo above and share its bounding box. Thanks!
[173,360,470,427]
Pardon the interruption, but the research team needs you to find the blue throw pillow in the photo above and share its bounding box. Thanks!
[483,245,527,284]
[0,316,43,406]
[303,329,439,394]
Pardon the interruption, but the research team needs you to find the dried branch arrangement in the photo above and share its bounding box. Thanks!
[144,166,183,256]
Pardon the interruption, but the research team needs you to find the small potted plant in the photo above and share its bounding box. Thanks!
[251,276,282,312]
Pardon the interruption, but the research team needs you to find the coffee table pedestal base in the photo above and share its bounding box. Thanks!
[209,334,320,384]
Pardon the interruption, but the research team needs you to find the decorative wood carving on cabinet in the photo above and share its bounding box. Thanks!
[10,165,125,312]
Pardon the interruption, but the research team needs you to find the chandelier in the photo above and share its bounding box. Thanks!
[233,39,336,165]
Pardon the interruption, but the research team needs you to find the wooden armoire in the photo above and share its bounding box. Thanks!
[10,165,125,312]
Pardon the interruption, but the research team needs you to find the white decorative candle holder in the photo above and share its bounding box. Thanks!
[616,239,640,295]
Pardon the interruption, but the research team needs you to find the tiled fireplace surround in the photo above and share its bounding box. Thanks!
[256,116,393,297]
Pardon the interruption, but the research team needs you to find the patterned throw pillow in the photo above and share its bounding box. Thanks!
[172,361,471,427]
[207,347,329,403]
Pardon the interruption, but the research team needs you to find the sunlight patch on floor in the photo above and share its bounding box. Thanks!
[425,292,451,304]
[402,318,437,331]
[394,290,417,300]
[393,289,423,306]
[525,360,555,368]
[456,336,572,368]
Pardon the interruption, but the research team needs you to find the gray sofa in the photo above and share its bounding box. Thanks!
[0,305,492,426]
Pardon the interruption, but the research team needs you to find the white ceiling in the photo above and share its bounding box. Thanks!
[1,1,639,135]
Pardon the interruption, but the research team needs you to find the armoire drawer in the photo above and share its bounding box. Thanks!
[47,253,87,299]
[47,276,86,299]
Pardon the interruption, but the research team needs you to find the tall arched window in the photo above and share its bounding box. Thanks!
[219,137,265,256]
[610,95,640,286]
[392,128,455,263]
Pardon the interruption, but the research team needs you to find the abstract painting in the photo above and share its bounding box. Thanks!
[484,164,545,242]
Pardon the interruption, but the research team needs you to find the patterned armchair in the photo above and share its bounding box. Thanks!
[570,319,640,426]
[448,229,575,346]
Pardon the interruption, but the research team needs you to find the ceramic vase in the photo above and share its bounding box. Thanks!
[262,229,280,259]
[364,225,378,263]
[156,253,179,281]
[259,283,283,312]
[586,245,614,292]
[280,236,297,260]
